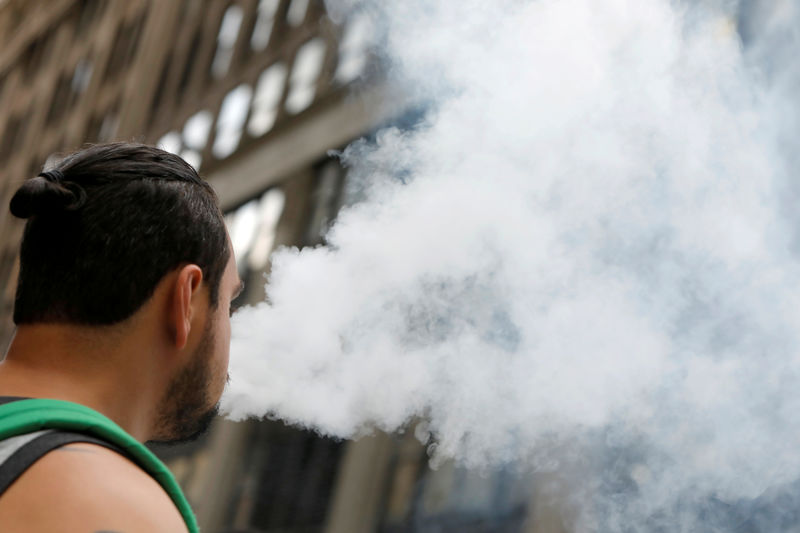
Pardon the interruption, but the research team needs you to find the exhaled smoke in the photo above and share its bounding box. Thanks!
[223,0,800,530]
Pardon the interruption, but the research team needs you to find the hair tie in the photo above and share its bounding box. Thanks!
[38,170,65,183]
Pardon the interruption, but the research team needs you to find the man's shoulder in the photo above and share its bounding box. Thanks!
[0,441,188,532]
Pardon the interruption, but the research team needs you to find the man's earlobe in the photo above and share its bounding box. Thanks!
[171,265,204,350]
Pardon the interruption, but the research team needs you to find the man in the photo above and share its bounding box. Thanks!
[0,143,243,532]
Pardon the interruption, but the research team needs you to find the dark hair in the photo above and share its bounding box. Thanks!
[9,142,229,325]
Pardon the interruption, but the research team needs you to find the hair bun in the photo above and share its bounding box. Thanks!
[9,172,86,219]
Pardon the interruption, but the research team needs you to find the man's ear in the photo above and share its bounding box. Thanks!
[170,264,204,350]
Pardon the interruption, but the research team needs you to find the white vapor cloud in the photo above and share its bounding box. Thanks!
[223,0,800,530]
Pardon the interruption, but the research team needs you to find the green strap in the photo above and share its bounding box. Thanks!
[0,398,198,533]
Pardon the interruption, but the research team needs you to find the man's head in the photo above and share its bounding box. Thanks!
[11,142,229,324]
[9,142,242,442]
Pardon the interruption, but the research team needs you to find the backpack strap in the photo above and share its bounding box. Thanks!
[0,398,198,533]
[0,430,125,495]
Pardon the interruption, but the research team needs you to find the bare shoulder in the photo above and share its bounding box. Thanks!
[0,442,188,533]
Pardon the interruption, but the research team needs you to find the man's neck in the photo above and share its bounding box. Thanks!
[0,324,164,441]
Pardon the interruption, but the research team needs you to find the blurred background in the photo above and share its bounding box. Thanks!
[0,1,790,532]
